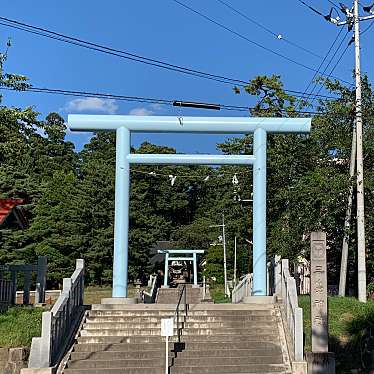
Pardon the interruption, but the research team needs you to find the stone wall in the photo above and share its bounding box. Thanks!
[0,348,29,374]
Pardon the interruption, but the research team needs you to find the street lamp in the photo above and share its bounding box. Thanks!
[209,214,229,297]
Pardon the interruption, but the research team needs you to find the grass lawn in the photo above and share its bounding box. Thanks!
[209,284,231,303]
[299,295,374,373]
[0,307,43,348]
[84,285,137,305]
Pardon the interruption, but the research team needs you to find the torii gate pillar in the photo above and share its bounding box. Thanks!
[68,115,311,298]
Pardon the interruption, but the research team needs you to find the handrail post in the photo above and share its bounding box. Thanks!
[184,285,187,314]
[177,302,180,343]
[295,307,304,361]
[28,259,85,369]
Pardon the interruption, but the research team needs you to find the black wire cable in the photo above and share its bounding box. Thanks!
[303,27,344,98]
[307,30,350,101]
[214,0,322,59]
[170,0,352,85]
[361,20,374,35]
[327,0,340,7]
[1,85,326,115]
[0,19,243,88]
[312,41,351,101]
[0,17,341,100]
[295,0,325,16]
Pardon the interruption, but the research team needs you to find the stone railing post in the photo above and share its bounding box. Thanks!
[35,256,47,305]
[281,259,289,299]
[274,255,282,297]
[28,311,52,368]
[75,259,85,306]
[295,307,304,361]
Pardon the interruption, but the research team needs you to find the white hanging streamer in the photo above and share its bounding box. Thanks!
[169,175,177,186]
[232,173,239,185]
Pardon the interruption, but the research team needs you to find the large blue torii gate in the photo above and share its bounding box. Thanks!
[68,115,311,298]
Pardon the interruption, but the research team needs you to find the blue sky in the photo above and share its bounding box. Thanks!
[1,0,372,153]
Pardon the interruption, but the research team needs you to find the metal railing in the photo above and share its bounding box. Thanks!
[143,275,158,303]
[174,285,188,343]
[28,259,85,369]
[0,279,13,312]
[231,274,253,303]
[280,259,304,362]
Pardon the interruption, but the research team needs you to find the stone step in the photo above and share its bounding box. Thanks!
[90,304,275,315]
[77,334,278,344]
[73,343,163,352]
[85,315,276,323]
[64,366,288,374]
[80,326,277,337]
[173,355,284,366]
[73,341,282,352]
[176,348,283,358]
[89,306,273,312]
[65,364,286,374]
[170,364,286,373]
[68,356,283,370]
[70,347,282,361]
[70,350,166,361]
[64,368,164,374]
[82,321,277,330]
[83,322,177,329]
[68,358,163,369]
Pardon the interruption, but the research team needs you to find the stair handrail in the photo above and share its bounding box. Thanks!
[280,259,304,362]
[28,259,85,369]
[174,285,188,343]
[143,274,158,303]
[231,273,253,303]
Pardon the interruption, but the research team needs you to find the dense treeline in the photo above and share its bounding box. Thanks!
[1,62,374,293]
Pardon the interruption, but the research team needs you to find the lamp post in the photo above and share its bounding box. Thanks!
[209,214,229,297]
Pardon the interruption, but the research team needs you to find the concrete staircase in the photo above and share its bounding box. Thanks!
[156,285,203,304]
[62,303,291,374]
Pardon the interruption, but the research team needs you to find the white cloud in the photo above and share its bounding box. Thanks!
[149,103,163,111]
[129,107,154,116]
[64,98,118,114]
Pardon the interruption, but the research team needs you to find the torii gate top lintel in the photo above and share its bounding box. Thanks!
[68,114,311,299]
[68,115,311,134]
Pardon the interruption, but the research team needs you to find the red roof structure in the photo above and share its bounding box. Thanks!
[0,198,28,228]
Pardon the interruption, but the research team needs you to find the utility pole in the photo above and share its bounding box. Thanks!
[234,236,237,286]
[353,0,366,302]
[339,126,356,296]
[325,0,374,302]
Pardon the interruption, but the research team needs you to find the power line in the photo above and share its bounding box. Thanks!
[327,0,342,10]
[303,27,345,98]
[214,0,322,58]
[1,85,326,115]
[170,0,352,85]
[312,42,352,101]
[308,30,350,102]
[294,0,325,16]
[0,18,242,88]
[0,17,344,100]
[361,20,374,35]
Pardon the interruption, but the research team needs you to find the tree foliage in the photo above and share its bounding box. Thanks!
[1,71,374,294]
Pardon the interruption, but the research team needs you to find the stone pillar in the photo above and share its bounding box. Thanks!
[35,256,47,305]
[274,255,282,297]
[163,253,169,287]
[193,253,198,286]
[308,232,335,374]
